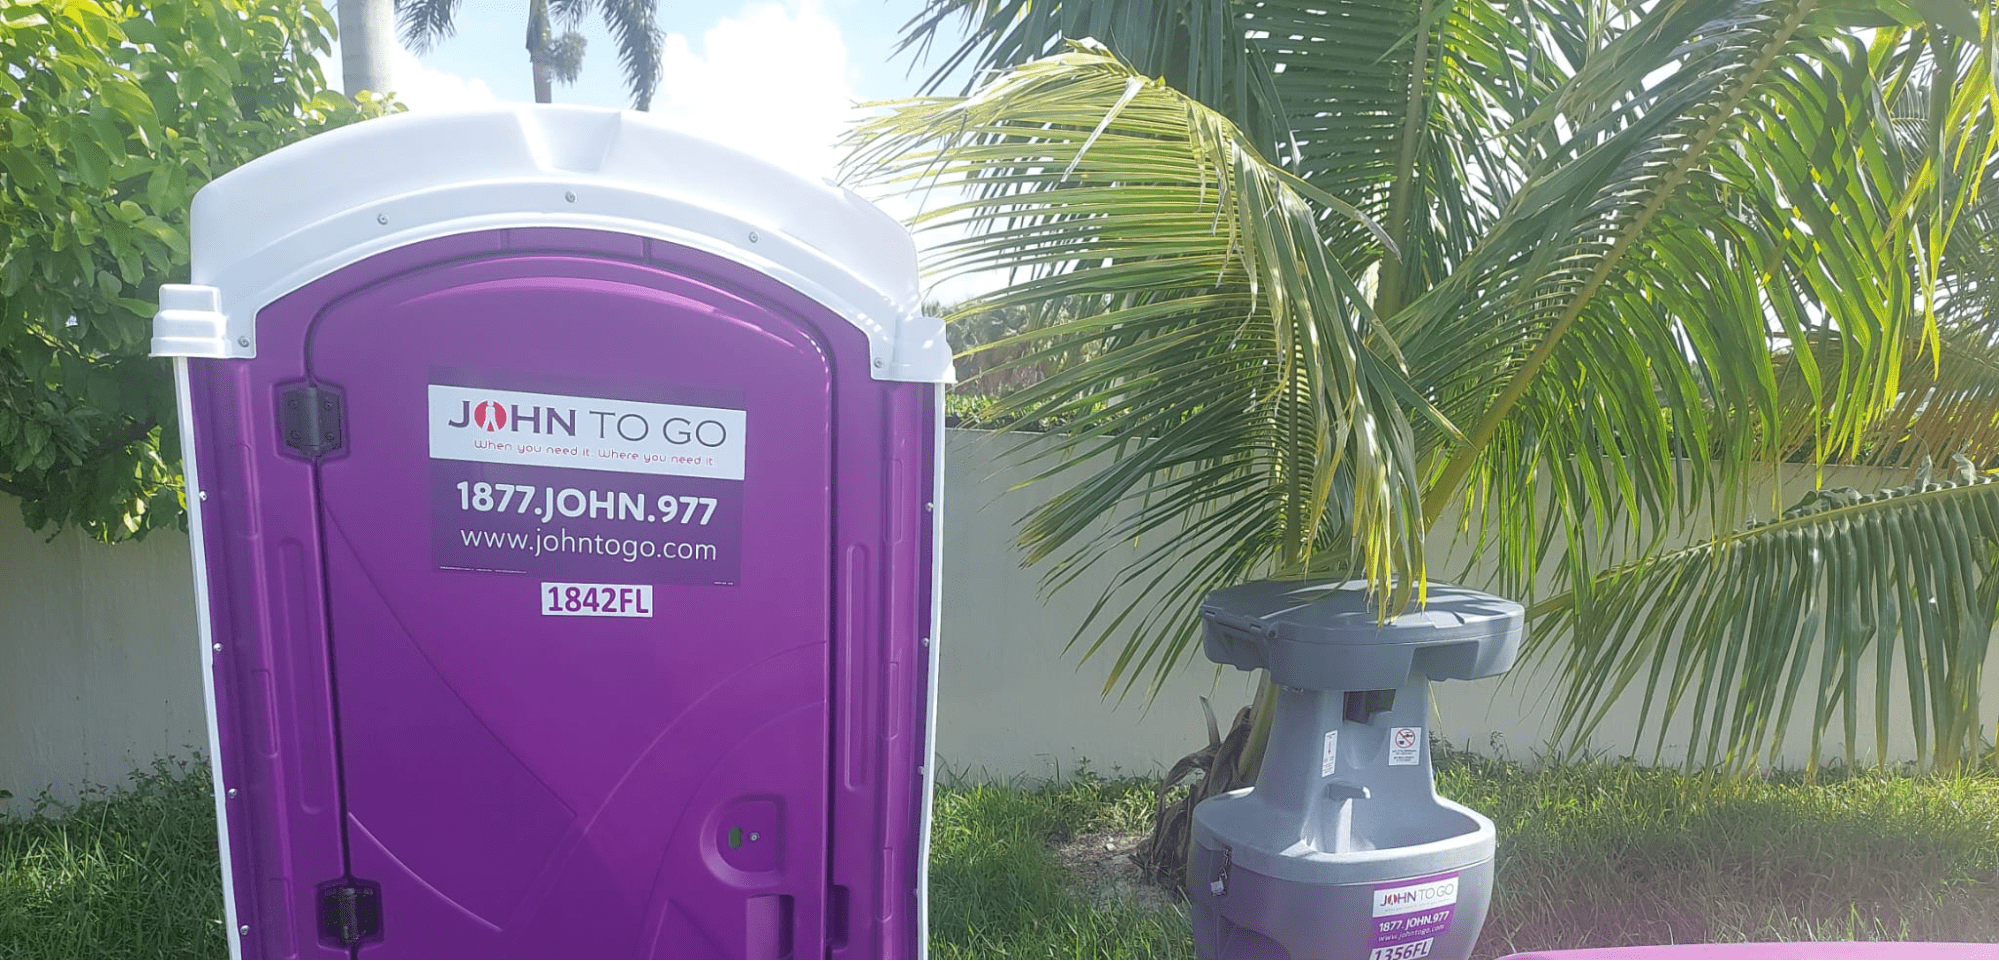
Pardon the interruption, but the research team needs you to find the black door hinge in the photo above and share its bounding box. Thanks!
[317,879,382,948]
[280,384,345,459]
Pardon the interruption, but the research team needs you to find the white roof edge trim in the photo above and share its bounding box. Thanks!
[154,199,955,384]
[150,106,954,384]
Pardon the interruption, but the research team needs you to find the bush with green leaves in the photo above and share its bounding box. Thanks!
[0,0,395,541]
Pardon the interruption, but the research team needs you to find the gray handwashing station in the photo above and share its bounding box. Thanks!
[1188,580,1522,960]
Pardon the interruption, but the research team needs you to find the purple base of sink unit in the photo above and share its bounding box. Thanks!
[184,228,936,958]
[1501,943,1999,959]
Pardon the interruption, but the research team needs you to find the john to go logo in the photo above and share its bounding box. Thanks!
[444,396,731,448]
[468,400,508,432]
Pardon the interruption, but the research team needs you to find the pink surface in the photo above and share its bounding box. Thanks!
[1501,942,1999,960]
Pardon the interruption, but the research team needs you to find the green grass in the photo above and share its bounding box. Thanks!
[0,757,227,959]
[927,770,1194,959]
[1440,751,1999,956]
[4,755,1997,959]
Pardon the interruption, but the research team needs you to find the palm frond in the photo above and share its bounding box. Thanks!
[1774,323,1999,468]
[549,0,588,30]
[1405,6,1996,603]
[1252,0,1569,303]
[894,0,1291,152]
[1530,458,1999,770]
[844,45,1440,694]
[393,0,461,53]
[1428,5,1999,768]
[547,31,587,86]
[598,0,662,110]
[865,1,1999,769]
[895,0,1579,308]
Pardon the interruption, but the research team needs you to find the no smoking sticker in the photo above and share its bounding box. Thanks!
[1389,726,1422,766]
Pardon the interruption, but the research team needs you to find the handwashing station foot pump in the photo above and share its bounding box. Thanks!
[1187,581,1522,960]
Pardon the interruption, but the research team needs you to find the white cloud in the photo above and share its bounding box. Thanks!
[647,1,1007,302]
[385,48,499,112]
[321,43,499,113]
[649,0,857,181]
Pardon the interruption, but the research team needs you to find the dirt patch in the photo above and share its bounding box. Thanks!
[1050,827,1186,914]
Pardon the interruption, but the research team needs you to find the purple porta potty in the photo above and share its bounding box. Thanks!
[151,107,951,960]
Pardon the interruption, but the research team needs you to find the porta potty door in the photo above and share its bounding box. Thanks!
[284,236,833,957]
[158,107,949,961]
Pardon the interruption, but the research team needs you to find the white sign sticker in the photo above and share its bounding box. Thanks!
[1370,938,1436,960]
[1321,729,1339,776]
[1389,726,1423,766]
[1372,875,1460,917]
[429,384,745,480]
[540,582,655,617]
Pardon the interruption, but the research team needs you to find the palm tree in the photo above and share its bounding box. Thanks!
[846,0,1999,806]
[395,0,662,108]
[336,0,396,97]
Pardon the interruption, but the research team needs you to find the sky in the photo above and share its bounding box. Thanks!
[320,2,974,233]
[343,2,965,160]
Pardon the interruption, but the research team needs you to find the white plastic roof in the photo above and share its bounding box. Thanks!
[152,105,952,383]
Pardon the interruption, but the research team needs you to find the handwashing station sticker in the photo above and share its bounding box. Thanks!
[1368,871,1459,960]
[427,382,745,585]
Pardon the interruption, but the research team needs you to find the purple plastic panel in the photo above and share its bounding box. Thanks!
[187,228,936,959]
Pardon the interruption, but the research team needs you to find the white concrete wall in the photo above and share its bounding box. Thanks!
[937,430,1262,782]
[0,508,207,811]
[3,431,1993,813]
[935,437,1998,777]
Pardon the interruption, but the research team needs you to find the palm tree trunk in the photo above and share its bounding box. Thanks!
[335,0,395,97]
[1139,674,1275,893]
[532,59,554,103]
[526,0,554,103]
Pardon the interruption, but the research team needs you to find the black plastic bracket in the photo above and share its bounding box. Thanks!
[317,878,382,948]
[280,384,344,459]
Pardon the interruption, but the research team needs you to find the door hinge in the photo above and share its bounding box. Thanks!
[280,384,345,459]
[317,879,382,948]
